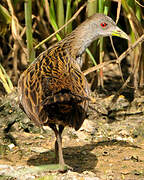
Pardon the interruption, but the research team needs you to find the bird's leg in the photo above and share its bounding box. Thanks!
[57,125,65,165]
[55,125,64,163]
[57,125,73,171]
[55,140,58,162]
[49,124,66,171]
[49,124,59,161]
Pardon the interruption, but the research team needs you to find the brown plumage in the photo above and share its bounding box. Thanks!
[18,13,129,171]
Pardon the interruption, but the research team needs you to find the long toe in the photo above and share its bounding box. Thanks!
[59,163,73,172]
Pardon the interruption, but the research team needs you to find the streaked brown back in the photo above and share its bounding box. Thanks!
[18,43,90,130]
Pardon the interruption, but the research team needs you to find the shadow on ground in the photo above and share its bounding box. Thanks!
[27,143,98,173]
[27,139,140,173]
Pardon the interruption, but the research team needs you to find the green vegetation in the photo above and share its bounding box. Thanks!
[0,0,143,94]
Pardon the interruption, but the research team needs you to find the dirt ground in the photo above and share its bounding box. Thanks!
[0,64,144,180]
[0,87,144,180]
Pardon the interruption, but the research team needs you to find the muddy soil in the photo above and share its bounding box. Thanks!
[0,86,144,180]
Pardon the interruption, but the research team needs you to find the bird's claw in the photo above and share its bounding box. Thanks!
[59,164,73,172]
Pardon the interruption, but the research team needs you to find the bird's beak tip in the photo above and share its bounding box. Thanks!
[119,32,130,41]
[112,27,130,41]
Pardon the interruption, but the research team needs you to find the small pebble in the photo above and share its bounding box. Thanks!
[102,151,109,156]
[8,143,15,150]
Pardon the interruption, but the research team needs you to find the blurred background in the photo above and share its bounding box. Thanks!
[0,0,144,98]
[0,2,144,178]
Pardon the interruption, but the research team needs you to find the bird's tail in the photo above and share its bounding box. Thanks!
[42,90,90,106]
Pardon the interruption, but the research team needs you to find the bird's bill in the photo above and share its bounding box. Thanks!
[111,26,130,40]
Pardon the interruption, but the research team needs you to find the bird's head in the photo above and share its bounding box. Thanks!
[83,13,129,40]
[66,13,129,64]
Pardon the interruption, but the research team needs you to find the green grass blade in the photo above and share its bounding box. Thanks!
[98,0,104,13]
[87,0,97,66]
[57,0,64,36]
[49,7,62,41]
[0,63,13,94]
[65,0,72,34]
[86,48,97,66]
[87,0,97,16]
[0,4,11,24]
[104,0,111,15]
[50,0,56,21]
[24,0,35,63]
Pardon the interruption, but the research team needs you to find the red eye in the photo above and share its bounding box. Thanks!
[100,22,107,28]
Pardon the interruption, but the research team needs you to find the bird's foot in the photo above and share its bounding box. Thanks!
[59,163,73,172]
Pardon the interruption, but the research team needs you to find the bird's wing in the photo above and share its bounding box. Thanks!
[18,63,48,126]
[18,46,90,125]
[40,47,90,105]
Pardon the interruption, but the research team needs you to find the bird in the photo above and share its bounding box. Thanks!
[18,13,129,171]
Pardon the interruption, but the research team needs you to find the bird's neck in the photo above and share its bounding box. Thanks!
[72,31,95,54]
[59,24,99,67]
